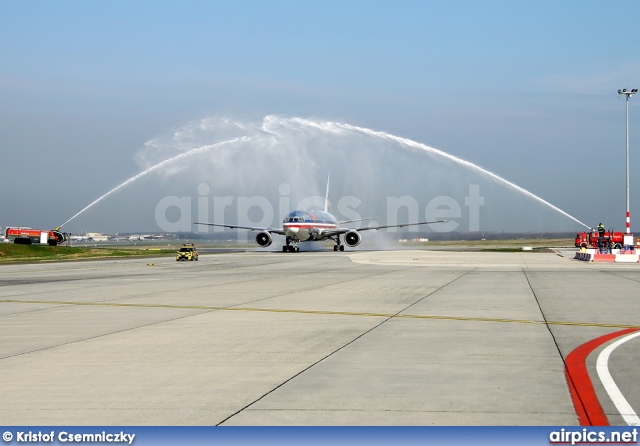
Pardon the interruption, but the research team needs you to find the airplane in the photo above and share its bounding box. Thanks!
[194,175,446,252]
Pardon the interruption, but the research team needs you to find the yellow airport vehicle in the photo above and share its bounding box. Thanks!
[176,243,198,261]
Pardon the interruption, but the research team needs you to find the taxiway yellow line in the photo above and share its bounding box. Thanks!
[1,299,638,330]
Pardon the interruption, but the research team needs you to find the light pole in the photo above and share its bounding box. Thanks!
[618,88,638,237]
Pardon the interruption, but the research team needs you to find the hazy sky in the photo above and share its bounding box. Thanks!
[2,1,640,234]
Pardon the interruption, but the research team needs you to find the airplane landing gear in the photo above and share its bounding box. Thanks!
[283,237,300,253]
[331,235,345,252]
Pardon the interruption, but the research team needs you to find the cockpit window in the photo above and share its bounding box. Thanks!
[285,210,305,222]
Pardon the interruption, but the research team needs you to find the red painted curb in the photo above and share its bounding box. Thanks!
[564,327,640,426]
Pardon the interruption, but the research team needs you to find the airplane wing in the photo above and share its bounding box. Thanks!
[193,222,285,235]
[355,220,447,231]
[337,217,375,224]
[321,220,446,237]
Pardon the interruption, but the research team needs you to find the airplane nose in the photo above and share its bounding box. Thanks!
[286,227,299,237]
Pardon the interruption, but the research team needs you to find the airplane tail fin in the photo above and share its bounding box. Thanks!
[324,172,330,213]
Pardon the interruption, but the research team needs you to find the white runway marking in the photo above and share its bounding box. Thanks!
[597,331,640,426]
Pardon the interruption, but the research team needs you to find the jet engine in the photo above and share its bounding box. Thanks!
[344,230,361,247]
[255,231,273,247]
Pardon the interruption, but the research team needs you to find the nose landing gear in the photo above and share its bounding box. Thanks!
[283,237,300,253]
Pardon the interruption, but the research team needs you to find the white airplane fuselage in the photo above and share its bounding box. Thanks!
[282,210,337,242]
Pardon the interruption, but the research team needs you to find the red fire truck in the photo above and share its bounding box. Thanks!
[5,227,68,246]
[574,230,625,249]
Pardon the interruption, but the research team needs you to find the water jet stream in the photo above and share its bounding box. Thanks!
[281,117,591,231]
[59,137,250,228]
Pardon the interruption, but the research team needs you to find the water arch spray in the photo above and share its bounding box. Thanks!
[60,116,589,232]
